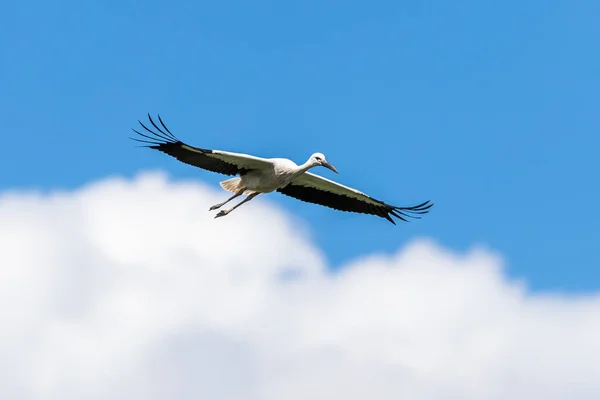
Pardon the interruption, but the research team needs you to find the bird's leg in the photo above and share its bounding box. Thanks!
[214,193,260,219]
[209,189,245,211]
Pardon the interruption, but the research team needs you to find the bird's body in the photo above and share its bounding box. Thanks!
[230,158,301,193]
[131,114,433,223]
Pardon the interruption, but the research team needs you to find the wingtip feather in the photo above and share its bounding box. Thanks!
[131,114,181,147]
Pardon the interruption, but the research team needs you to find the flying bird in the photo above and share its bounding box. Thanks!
[130,114,433,224]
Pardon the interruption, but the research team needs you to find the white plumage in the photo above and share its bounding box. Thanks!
[131,114,433,223]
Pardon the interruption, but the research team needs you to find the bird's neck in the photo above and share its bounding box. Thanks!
[294,160,316,175]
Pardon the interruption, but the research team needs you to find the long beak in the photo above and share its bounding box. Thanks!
[323,161,338,173]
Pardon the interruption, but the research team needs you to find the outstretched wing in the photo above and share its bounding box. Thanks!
[277,172,433,224]
[131,114,274,176]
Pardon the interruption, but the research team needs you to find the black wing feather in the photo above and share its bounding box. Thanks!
[130,114,248,176]
[277,184,433,224]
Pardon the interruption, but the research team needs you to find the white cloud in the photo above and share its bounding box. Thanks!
[1,171,599,400]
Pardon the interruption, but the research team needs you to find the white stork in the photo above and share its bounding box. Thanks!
[130,114,433,224]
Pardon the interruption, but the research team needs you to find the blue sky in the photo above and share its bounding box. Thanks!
[2,0,599,292]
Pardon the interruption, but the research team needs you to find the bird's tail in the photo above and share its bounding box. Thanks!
[219,177,243,193]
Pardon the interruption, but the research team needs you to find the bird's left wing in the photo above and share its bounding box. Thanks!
[131,114,274,176]
[277,172,433,224]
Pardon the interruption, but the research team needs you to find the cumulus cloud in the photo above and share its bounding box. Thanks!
[1,171,599,400]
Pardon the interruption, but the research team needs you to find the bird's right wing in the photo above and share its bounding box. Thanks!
[131,114,275,176]
[277,172,433,224]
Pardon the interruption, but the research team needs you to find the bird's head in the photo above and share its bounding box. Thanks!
[310,152,338,173]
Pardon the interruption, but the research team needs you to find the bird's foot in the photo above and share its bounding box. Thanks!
[209,203,222,211]
[214,210,229,219]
